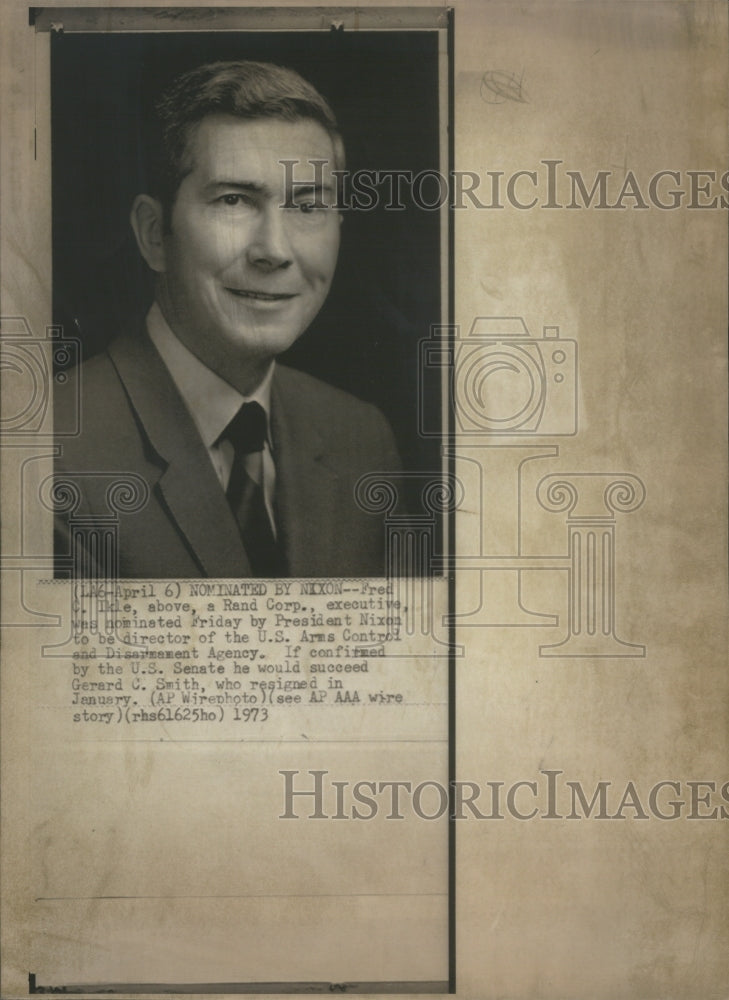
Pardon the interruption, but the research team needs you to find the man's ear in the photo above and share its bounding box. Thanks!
[130,195,167,273]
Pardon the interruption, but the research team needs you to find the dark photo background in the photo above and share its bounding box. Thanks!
[51,29,444,504]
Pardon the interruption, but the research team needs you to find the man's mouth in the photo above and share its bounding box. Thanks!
[226,288,298,301]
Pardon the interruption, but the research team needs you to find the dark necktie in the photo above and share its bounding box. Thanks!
[222,402,286,577]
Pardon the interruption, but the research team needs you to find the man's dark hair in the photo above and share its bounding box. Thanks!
[145,59,344,219]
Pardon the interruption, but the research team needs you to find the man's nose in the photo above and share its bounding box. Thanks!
[245,205,293,270]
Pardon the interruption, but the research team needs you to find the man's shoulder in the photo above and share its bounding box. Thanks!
[54,338,154,464]
[56,347,126,424]
[63,345,117,386]
[58,332,143,403]
[272,363,399,472]
[274,363,382,422]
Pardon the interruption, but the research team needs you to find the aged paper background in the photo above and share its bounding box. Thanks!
[1,1,728,998]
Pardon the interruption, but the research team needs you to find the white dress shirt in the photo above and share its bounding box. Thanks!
[146,302,277,533]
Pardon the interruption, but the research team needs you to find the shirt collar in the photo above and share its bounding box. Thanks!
[146,302,275,450]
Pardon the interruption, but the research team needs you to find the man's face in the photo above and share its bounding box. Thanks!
[155,114,341,384]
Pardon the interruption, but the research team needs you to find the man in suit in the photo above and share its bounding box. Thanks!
[54,60,401,579]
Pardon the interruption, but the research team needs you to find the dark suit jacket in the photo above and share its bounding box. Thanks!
[54,328,401,578]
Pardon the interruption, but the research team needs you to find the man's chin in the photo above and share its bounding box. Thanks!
[222,326,304,362]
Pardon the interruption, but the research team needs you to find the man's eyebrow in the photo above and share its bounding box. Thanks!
[203,180,268,195]
[287,182,335,195]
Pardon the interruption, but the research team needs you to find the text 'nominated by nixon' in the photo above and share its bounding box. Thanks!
[56,578,447,742]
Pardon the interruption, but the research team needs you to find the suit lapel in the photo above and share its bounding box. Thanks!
[271,366,341,577]
[108,330,251,577]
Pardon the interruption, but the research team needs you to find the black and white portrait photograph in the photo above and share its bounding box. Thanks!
[51,24,446,579]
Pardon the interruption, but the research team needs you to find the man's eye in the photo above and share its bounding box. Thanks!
[218,194,248,207]
[294,200,327,214]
